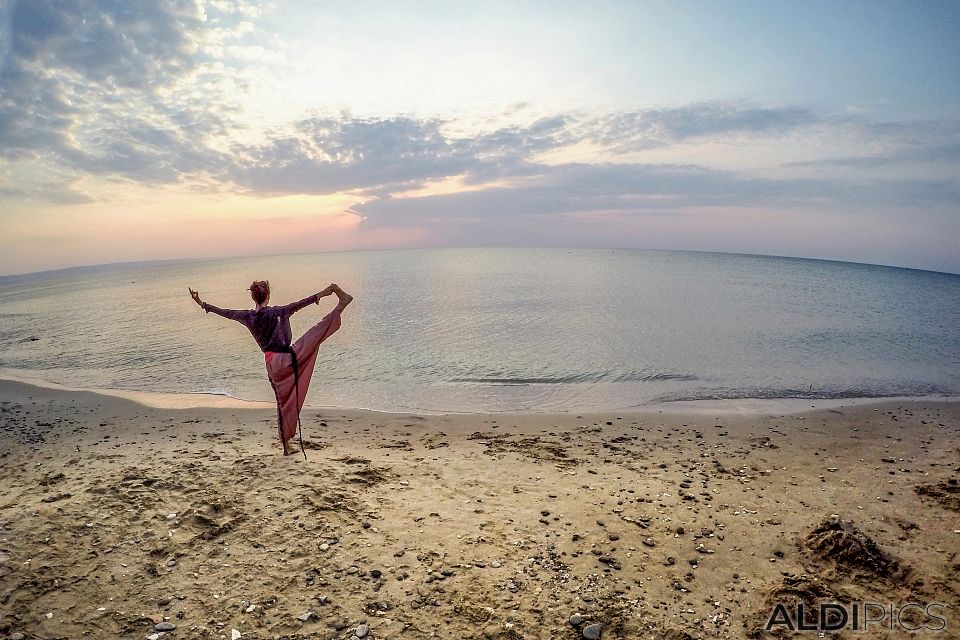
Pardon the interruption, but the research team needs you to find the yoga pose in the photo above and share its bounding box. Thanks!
[188,281,352,457]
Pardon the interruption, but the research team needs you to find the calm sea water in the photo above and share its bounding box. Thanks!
[0,248,958,412]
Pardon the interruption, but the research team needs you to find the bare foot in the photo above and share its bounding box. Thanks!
[333,285,353,307]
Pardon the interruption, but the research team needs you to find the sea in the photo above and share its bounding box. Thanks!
[0,248,958,413]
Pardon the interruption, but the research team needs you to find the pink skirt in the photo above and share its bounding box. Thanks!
[264,308,342,447]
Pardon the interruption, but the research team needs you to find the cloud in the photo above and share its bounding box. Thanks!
[783,143,960,168]
[352,162,825,224]
[222,106,959,235]
[585,103,829,153]
[0,0,243,187]
[1,1,204,152]
[229,113,572,196]
[8,0,203,89]
[225,104,960,205]
[0,176,93,204]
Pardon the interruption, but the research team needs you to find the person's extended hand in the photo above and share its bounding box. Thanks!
[319,284,336,297]
[188,287,203,306]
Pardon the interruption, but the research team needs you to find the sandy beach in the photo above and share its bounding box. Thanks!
[1,379,958,639]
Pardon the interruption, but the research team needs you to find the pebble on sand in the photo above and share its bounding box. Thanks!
[355,622,370,638]
[583,622,603,639]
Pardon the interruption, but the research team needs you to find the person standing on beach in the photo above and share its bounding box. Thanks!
[188,281,353,457]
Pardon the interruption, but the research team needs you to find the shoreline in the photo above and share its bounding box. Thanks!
[1,377,958,638]
[1,368,957,416]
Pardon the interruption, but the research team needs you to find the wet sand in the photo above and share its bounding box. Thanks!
[0,379,958,639]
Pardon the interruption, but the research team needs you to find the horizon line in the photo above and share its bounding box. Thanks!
[2,246,958,281]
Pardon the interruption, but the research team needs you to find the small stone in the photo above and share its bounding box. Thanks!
[371,569,383,579]
[245,604,255,613]
[569,613,584,626]
[231,630,241,640]
[10,634,26,640]
[155,622,176,631]
[297,611,314,622]
[583,623,603,639]
[355,623,370,638]
[147,634,161,640]
[642,538,656,548]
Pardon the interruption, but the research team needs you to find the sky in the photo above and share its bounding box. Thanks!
[1,0,959,275]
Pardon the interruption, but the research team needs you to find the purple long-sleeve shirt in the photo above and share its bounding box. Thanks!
[201,293,320,353]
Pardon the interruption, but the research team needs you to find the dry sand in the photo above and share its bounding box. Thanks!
[0,379,958,639]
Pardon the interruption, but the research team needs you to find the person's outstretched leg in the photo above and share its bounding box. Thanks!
[293,285,352,363]
[287,287,352,407]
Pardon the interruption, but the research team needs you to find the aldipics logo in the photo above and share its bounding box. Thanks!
[765,602,949,633]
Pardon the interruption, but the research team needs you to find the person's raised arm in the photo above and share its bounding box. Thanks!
[189,287,248,322]
[279,284,337,315]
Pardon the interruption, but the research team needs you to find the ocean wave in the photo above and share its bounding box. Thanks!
[451,371,698,385]
[647,383,956,405]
